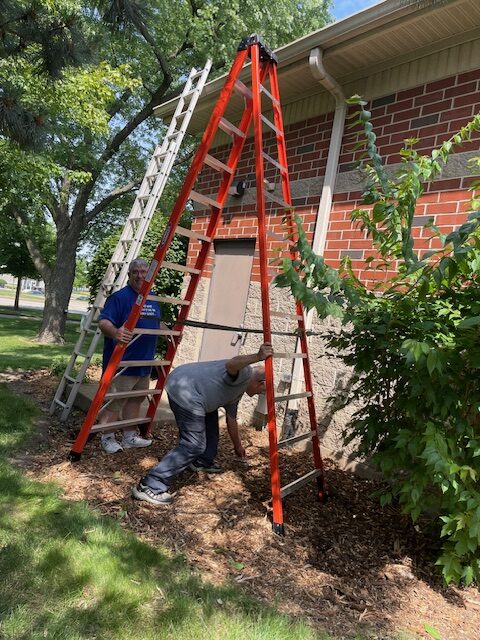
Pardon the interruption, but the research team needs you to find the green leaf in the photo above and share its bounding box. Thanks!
[424,623,442,639]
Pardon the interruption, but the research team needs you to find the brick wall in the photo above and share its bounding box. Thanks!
[187,69,480,284]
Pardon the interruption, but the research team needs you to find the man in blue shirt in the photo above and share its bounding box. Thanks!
[98,258,167,453]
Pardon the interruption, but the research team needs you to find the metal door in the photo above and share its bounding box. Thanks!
[199,238,255,361]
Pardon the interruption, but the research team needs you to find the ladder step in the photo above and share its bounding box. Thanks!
[119,359,171,367]
[265,191,291,209]
[260,84,280,107]
[75,352,88,359]
[105,389,163,400]
[234,79,252,100]
[147,294,190,306]
[219,117,245,139]
[272,352,307,359]
[132,328,182,336]
[54,399,67,408]
[204,154,234,174]
[270,310,302,320]
[175,225,212,242]
[262,151,287,173]
[190,189,223,210]
[261,114,283,137]
[266,230,294,246]
[274,392,312,403]
[161,260,201,275]
[280,469,321,499]
[65,375,77,383]
[278,429,318,449]
[91,417,151,433]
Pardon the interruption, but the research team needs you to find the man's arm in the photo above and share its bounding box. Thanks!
[225,342,273,376]
[226,414,246,458]
[98,319,133,344]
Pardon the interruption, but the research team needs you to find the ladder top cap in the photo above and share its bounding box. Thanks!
[238,34,278,64]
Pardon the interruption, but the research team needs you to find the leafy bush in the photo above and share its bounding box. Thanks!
[277,101,480,585]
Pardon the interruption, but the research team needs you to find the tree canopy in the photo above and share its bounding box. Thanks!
[1,0,332,342]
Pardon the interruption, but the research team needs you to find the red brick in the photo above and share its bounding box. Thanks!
[453,93,479,109]
[434,213,465,225]
[440,106,474,122]
[445,82,478,98]
[430,178,462,191]
[397,86,425,100]
[415,91,444,106]
[457,69,480,84]
[386,97,414,113]
[422,100,452,116]
[438,189,467,202]
[426,77,457,92]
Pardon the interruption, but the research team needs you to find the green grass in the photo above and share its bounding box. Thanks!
[0,384,338,640]
[0,303,84,321]
[0,316,87,371]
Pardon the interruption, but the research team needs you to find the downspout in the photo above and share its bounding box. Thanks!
[284,47,347,424]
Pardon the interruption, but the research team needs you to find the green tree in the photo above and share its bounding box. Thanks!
[277,103,480,584]
[1,0,332,343]
[0,214,55,309]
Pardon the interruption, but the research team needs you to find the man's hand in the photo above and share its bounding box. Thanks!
[234,444,246,458]
[115,325,134,344]
[257,342,273,361]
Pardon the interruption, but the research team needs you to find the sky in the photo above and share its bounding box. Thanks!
[332,0,382,20]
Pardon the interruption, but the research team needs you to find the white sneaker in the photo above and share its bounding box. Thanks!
[122,434,153,449]
[101,437,123,454]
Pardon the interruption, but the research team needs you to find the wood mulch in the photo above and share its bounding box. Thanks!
[4,369,480,640]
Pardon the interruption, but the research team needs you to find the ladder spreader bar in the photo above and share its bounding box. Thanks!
[280,469,321,499]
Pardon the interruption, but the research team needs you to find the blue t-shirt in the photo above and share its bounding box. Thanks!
[99,284,162,377]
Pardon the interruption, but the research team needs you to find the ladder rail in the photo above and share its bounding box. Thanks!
[51,61,211,420]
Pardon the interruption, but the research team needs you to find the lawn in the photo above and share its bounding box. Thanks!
[0,316,82,371]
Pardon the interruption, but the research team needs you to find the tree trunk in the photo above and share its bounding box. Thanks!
[37,229,79,343]
[14,277,22,310]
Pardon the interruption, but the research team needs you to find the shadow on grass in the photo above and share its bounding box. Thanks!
[0,385,327,640]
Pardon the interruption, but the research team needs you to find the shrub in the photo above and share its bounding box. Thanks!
[277,101,480,584]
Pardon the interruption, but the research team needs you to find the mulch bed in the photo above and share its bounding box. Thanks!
[4,369,480,640]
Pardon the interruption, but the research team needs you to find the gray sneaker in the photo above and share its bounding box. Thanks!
[122,434,152,449]
[132,482,173,505]
[188,461,222,473]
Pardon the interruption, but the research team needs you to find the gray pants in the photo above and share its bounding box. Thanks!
[142,397,219,493]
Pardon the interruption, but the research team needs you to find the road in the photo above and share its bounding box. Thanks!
[0,294,88,314]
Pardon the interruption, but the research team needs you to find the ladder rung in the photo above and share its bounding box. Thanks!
[219,117,245,139]
[175,225,212,242]
[153,151,168,161]
[132,328,182,336]
[262,151,286,173]
[260,84,280,107]
[91,417,151,433]
[280,469,321,499]
[147,294,190,306]
[265,191,291,209]
[261,115,283,137]
[161,260,201,275]
[204,154,234,175]
[54,399,67,408]
[65,375,77,383]
[75,352,88,359]
[270,310,302,320]
[191,67,206,80]
[105,389,163,400]
[273,352,307,359]
[190,190,222,210]
[138,194,151,201]
[166,131,181,140]
[274,392,312,403]
[266,230,294,246]
[119,359,171,368]
[278,429,317,449]
[234,79,252,100]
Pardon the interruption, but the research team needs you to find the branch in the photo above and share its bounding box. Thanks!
[86,179,141,222]
[12,208,51,281]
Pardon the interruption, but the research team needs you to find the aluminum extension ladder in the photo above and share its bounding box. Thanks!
[50,61,212,421]
[68,36,325,534]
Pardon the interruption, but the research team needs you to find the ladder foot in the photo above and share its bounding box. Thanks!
[317,475,328,503]
[272,522,285,536]
[68,451,82,462]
